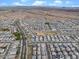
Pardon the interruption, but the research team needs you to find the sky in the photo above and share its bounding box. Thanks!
[0,0,79,7]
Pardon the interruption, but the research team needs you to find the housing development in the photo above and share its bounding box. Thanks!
[0,7,79,59]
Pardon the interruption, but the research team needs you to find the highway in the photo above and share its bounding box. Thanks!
[14,20,27,59]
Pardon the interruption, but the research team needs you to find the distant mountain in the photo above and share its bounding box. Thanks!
[0,6,79,12]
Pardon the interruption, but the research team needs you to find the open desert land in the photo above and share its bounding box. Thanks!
[0,7,79,21]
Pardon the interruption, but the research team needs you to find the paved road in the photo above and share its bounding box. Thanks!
[14,20,27,59]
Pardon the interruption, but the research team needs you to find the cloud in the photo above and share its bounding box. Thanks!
[54,0,62,4]
[32,1,46,6]
[12,0,27,6]
[12,2,25,6]
[65,1,70,4]
[49,0,71,6]
[71,5,79,7]
[20,0,26,2]
[49,0,63,6]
